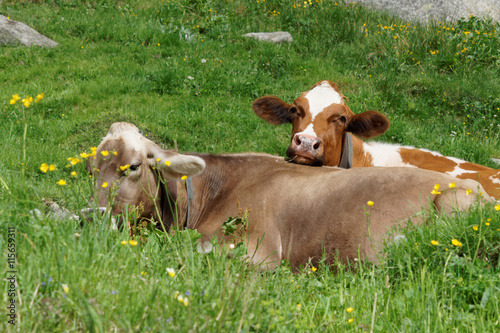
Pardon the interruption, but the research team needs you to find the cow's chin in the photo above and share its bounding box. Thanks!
[287,151,324,166]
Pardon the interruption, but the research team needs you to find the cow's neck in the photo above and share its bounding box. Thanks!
[350,135,375,167]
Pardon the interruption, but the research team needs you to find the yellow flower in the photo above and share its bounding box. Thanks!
[311,266,317,272]
[9,98,16,105]
[101,151,109,157]
[49,164,55,171]
[434,184,440,191]
[367,201,374,206]
[431,189,441,195]
[90,147,97,156]
[495,204,500,211]
[296,303,302,310]
[166,267,176,278]
[80,152,90,158]
[120,164,130,171]
[12,94,20,102]
[141,271,147,276]
[448,182,456,188]
[466,189,472,195]
[485,222,490,226]
[183,298,189,306]
[57,179,67,186]
[102,182,109,188]
[113,151,118,156]
[62,284,69,294]
[71,171,77,176]
[165,160,171,166]
[472,225,479,231]
[121,240,128,245]
[177,295,184,302]
[181,175,188,181]
[67,157,82,165]
[40,163,49,173]
[451,239,462,247]
[346,307,353,313]
[431,240,439,246]
[348,318,354,324]
[129,240,138,246]
[35,93,45,103]
[156,158,161,162]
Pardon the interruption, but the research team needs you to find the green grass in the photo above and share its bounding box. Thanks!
[1,0,499,331]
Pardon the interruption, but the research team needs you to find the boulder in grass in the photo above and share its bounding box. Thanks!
[0,14,58,47]
[244,31,293,44]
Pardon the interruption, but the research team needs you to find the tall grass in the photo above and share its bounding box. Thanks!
[1,0,499,331]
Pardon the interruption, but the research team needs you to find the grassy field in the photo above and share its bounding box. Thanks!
[1,0,499,331]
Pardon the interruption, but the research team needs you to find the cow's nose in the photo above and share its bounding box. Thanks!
[293,134,323,153]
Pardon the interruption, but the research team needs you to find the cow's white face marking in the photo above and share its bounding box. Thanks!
[299,81,342,137]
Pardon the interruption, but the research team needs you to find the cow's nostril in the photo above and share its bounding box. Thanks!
[313,141,321,150]
[294,135,302,146]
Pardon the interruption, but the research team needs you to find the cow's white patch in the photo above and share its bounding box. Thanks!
[445,164,477,177]
[298,81,342,138]
[362,142,416,167]
[490,173,500,184]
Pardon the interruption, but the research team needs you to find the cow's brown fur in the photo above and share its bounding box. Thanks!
[89,122,494,269]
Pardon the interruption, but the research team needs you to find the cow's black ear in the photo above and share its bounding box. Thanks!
[252,96,292,125]
[346,111,389,139]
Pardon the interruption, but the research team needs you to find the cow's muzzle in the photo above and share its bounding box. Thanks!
[287,133,324,166]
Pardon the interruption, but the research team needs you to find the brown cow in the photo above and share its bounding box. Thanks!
[87,122,494,269]
[253,80,500,199]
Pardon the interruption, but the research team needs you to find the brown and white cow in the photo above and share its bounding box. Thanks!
[87,122,493,269]
[253,80,500,199]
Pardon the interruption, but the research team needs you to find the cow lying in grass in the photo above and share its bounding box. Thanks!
[253,80,500,199]
[87,122,494,269]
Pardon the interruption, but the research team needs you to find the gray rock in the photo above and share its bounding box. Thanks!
[356,0,500,23]
[244,31,293,43]
[0,14,58,47]
[30,200,78,221]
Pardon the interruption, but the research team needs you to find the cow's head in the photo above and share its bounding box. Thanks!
[253,80,389,166]
[87,122,205,223]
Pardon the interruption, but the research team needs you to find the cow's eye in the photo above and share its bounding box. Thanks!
[129,163,141,171]
[339,116,347,123]
[289,106,297,114]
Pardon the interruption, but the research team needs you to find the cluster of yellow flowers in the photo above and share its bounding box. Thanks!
[9,93,44,107]
[173,290,189,306]
[121,239,138,246]
[40,147,97,186]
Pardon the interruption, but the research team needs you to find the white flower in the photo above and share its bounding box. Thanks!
[201,59,206,63]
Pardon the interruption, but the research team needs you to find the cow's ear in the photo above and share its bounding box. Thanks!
[155,153,206,180]
[252,96,292,125]
[346,111,389,139]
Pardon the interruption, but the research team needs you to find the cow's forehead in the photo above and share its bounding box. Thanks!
[101,124,146,153]
[303,81,342,119]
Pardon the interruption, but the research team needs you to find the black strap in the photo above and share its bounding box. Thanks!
[184,177,194,229]
[339,133,353,169]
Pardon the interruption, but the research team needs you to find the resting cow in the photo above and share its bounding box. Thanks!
[87,122,493,269]
[253,80,500,199]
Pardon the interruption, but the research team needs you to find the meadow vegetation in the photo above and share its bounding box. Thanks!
[1,0,499,331]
